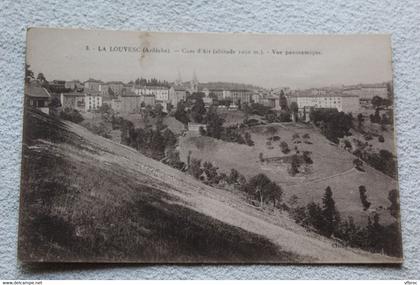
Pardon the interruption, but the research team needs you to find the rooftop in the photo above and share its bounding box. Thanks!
[25,81,51,98]
[61,92,85,97]
[289,90,358,98]
[84,78,103,84]
[104,81,125,85]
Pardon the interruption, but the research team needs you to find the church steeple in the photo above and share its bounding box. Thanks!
[175,69,183,86]
[190,70,199,93]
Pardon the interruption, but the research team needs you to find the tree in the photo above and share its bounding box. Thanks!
[167,103,174,113]
[37,73,47,84]
[290,102,299,120]
[238,174,247,188]
[289,154,300,176]
[165,147,185,170]
[248,103,272,116]
[388,189,400,219]
[335,216,362,248]
[48,97,61,117]
[321,186,340,237]
[245,173,272,207]
[288,194,299,206]
[203,161,219,184]
[367,213,384,252]
[205,106,224,139]
[290,206,307,225]
[162,128,177,148]
[259,152,264,162]
[108,87,115,97]
[381,113,389,125]
[189,158,203,179]
[59,108,84,123]
[191,97,206,123]
[150,129,165,159]
[359,185,371,211]
[217,172,228,184]
[279,90,288,110]
[353,158,364,171]
[187,150,192,169]
[279,110,292,122]
[370,109,381,123]
[98,103,113,121]
[357,113,364,129]
[244,132,254,146]
[25,64,34,83]
[82,121,111,139]
[306,202,324,232]
[363,148,396,178]
[280,141,290,154]
[199,126,206,135]
[227,168,240,185]
[371,96,383,108]
[343,139,352,150]
[174,100,189,125]
[154,103,164,118]
[266,181,283,207]
[302,151,313,164]
[142,107,152,129]
[242,103,250,121]
[310,109,353,143]
[120,119,135,145]
[386,82,394,103]
[265,113,276,123]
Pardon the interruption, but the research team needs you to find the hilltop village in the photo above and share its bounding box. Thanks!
[23,66,400,258]
[25,70,391,125]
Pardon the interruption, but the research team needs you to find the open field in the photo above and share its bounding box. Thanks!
[179,122,398,225]
[18,109,399,263]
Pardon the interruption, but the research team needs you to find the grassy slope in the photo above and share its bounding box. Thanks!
[19,109,399,263]
[178,122,399,225]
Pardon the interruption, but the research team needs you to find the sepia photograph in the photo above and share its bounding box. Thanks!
[18,28,402,263]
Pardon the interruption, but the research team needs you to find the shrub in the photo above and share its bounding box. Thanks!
[189,158,203,179]
[388,189,400,219]
[303,151,313,164]
[244,173,283,207]
[364,134,373,141]
[244,118,259,126]
[82,121,111,139]
[59,108,84,123]
[310,109,352,143]
[353,158,364,171]
[244,132,254,146]
[288,154,300,176]
[280,141,290,154]
[378,135,385,143]
[359,185,371,211]
[343,139,352,150]
[259,152,264,162]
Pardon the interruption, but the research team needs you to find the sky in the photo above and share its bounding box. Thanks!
[26,28,393,89]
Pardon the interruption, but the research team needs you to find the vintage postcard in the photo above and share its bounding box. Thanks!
[19,28,402,263]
